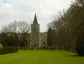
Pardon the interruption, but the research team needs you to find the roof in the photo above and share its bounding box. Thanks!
[33,13,38,24]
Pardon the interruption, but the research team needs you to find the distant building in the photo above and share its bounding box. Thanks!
[0,14,48,49]
[30,13,40,48]
[40,34,48,49]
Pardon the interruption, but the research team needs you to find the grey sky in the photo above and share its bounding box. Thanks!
[0,0,72,32]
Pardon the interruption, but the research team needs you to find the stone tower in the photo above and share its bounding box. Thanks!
[31,13,40,48]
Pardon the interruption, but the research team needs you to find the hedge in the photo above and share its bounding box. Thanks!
[0,46,18,54]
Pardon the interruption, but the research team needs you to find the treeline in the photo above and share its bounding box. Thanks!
[47,0,84,53]
[0,21,30,54]
[0,21,30,47]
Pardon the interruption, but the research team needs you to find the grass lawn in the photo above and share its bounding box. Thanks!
[0,50,84,64]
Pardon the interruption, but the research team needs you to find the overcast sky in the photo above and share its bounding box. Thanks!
[0,0,73,32]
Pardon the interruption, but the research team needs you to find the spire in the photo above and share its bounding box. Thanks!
[33,13,38,24]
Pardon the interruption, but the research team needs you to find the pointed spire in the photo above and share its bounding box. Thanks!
[33,13,38,24]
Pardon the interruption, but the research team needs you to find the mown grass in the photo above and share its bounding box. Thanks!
[0,50,84,64]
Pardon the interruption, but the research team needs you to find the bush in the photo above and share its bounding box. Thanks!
[3,46,18,54]
[0,43,3,48]
[0,43,3,54]
[76,40,84,56]
[0,43,18,54]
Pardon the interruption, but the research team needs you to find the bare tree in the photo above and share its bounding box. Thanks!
[1,26,10,33]
[1,20,30,33]
[75,0,84,7]
[48,11,65,31]
[47,11,66,50]
[17,21,30,33]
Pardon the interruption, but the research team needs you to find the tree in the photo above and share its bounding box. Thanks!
[1,20,30,33]
[48,11,65,30]
[17,21,30,33]
[76,40,84,56]
[47,11,66,50]
[47,28,56,49]
[75,0,84,7]
[47,28,53,46]
[47,0,84,52]
[63,1,84,52]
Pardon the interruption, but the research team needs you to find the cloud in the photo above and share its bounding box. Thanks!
[5,3,12,8]
[0,0,72,32]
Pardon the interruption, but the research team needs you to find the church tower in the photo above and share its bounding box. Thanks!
[31,13,40,48]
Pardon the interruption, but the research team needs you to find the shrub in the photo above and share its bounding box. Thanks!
[0,43,3,54]
[76,40,84,56]
[0,43,3,48]
[3,46,18,54]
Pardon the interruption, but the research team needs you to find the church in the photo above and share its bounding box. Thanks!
[30,13,40,48]
[0,13,48,49]
[29,13,47,49]
[17,13,48,49]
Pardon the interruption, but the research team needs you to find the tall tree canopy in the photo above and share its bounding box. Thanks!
[47,0,84,51]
